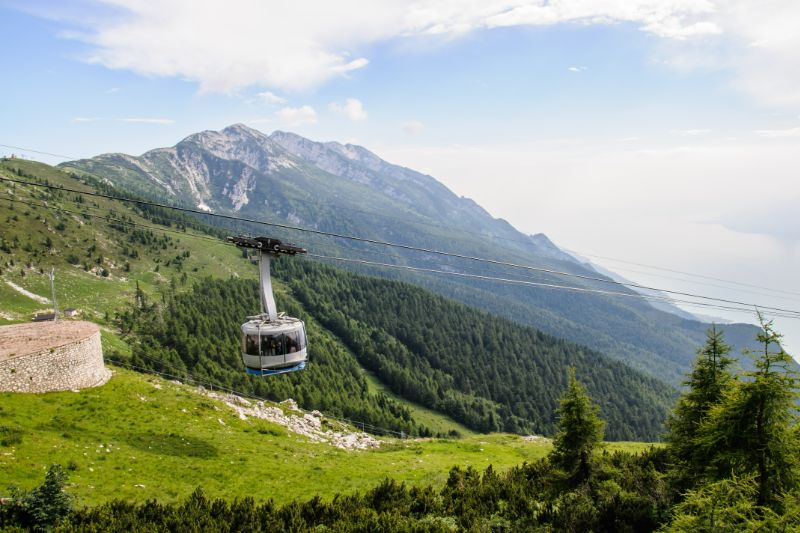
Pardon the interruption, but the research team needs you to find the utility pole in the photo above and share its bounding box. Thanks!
[49,268,58,321]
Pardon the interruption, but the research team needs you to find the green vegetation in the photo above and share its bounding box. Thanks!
[62,129,770,386]
[665,325,735,490]
[281,258,676,440]
[549,367,605,484]
[117,267,676,441]
[362,369,475,437]
[0,159,253,323]
[0,367,561,507]
[2,324,796,531]
[1,159,674,440]
[698,316,799,507]
[0,465,74,532]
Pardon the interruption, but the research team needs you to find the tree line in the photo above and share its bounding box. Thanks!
[277,258,676,440]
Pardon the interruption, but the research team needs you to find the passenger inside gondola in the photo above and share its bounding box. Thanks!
[284,333,296,353]
[261,335,282,356]
[245,335,259,356]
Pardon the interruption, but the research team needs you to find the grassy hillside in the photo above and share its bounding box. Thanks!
[0,364,652,507]
[0,158,253,324]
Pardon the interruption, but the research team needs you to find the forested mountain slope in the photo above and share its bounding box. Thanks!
[0,158,673,440]
[279,259,676,440]
[63,124,764,384]
[119,259,676,441]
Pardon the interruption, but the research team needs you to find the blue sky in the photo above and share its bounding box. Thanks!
[2,0,800,351]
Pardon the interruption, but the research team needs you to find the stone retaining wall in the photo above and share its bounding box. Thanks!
[0,327,110,393]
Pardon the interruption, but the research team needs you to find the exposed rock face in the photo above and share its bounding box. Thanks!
[200,388,381,451]
[68,124,544,249]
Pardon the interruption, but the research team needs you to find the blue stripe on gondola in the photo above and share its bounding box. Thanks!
[245,361,306,377]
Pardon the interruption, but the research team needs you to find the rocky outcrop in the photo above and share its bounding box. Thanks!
[200,389,381,451]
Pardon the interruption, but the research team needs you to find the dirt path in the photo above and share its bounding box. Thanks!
[5,280,51,305]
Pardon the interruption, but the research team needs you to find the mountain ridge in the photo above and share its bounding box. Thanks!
[61,124,765,384]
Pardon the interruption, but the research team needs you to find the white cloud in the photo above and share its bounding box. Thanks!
[401,120,425,135]
[118,118,175,124]
[255,91,287,105]
[275,105,318,127]
[53,1,725,95]
[329,98,368,121]
[716,1,800,108]
[567,66,587,72]
[106,87,120,93]
[33,1,800,109]
[72,117,102,122]
[754,127,800,138]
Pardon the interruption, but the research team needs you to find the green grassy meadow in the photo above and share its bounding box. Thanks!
[0,363,653,508]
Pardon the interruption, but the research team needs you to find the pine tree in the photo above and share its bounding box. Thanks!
[550,367,605,483]
[700,315,799,507]
[666,325,735,487]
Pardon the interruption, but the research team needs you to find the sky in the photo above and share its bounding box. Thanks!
[1,0,799,354]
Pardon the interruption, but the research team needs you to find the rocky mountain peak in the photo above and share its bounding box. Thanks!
[222,123,267,140]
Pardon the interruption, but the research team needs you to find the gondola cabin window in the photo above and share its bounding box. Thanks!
[244,334,259,356]
[261,334,283,356]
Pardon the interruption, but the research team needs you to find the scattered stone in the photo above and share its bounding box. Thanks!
[280,399,300,412]
[522,435,548,443]
[201,390,381,451]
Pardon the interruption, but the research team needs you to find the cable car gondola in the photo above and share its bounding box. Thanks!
[227,235,308,376]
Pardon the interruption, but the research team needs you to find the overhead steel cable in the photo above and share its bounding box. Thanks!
[4,191,800,321]
[308,253,800,320]
[564,248,800,298]
[1,143,83,160]
[0,193,224,244]
[5,141,800,301]
[2,173,800,319]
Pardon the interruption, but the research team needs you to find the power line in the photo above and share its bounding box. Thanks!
[0,143,80,160]
[2,173,800,319]
[565,248,800,298]
[308,253,800,320]
[590,264,800,305]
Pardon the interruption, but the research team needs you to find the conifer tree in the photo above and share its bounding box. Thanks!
[700,315,799,507]
[666,325,735,487]
[550,367,605,483]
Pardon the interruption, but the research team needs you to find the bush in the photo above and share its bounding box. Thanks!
[0,464,73,532]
